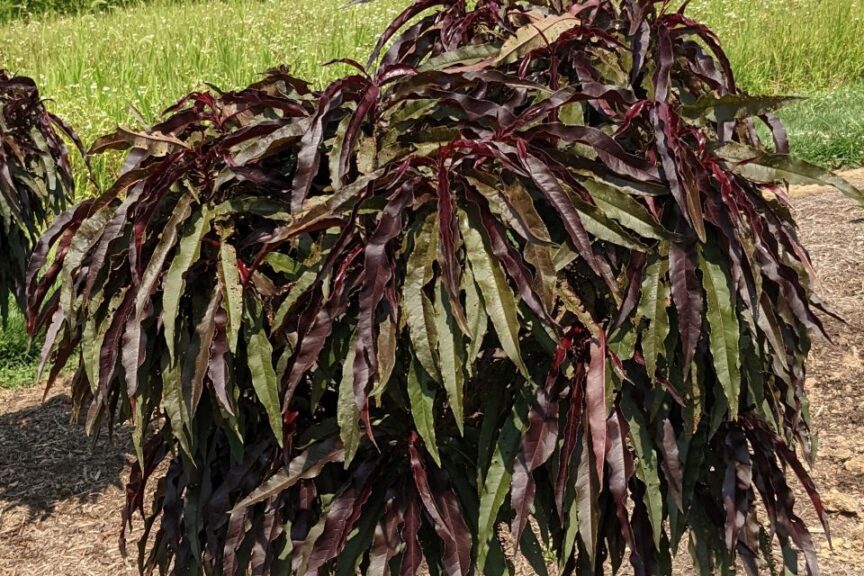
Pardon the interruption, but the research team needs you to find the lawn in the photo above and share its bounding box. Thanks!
[0,0,862,388]
[0,0,861,179]
[0,304,38,389]
[0,0,408,193]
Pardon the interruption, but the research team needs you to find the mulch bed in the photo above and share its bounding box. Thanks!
[1,175,862,575]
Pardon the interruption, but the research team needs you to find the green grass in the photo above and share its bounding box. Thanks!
[0,0,860,181]
[0,0,406,191]
[689,0,864,95]
[0,0,185,23]
[0,302,40,390]
[774,86,864,169]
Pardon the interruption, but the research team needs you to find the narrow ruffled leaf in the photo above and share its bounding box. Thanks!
[638,252,671,379]
[621,391,664,548]
[233,438,345,512]
[575,430,600,565]
[217,226,244,354]
[717,141,864,202]
[698,245,741,419]
[495,14,580,64]
[244,295,284,445]
[586,338,608,488]
[420,43,500,72]
[583,178,672,241]
[405,213,442,382]
[461,263,487,375]
[339,329,362,464]
[373,315,398,398]
[163,207,213,362]
[476,411,520,572]
[652,104,706,241]
[605,409,636,551]
[668,242,703,372]
[659,419,684,511]
[460,209,528,378]
[400,491,424,576]
[681,95,802,123]
[191,285,222,414]
[433,279,466,433]
[408,443,472,576]
[407,357,441,466]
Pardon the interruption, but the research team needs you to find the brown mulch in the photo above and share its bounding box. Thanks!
[1,173,863,575]
[0,388,138,575]
[787,171,864,574]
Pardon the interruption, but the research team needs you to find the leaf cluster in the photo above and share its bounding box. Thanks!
[0,70,76,320]
[27,1,863,575]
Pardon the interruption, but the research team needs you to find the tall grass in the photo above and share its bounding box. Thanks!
[0,0,403,145]
[0,0,195,23]
[0,0,859,166]
[689,0,864,94]
[0,0,406,190]
[0,301,39,389]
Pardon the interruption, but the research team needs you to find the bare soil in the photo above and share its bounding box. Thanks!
[1,173,862,575]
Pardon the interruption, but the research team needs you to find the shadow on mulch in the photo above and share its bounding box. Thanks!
[0,393,129,522]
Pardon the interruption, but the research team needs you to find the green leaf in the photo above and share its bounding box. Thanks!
[465,174,535,243]
[621,391,664,549]
[244,295,284,445]
[163,206,213,362]
[404,212,442,382]
[501,179,553,244]
[338,329,361,464]
[569,193,649,251]
[161,336,192,458]
[433,279,466,433]
[80,288,117,395]
[638,250,671,380]
[370,315,397,399]
[525,242,557,312]
[476,410,520,572]
[273,268,318,330]
[582,178,672,241]
[681,95,802,123]
[698,244,741,419]
[716,142,864,202]
[328,112,352,191]
[462,262,488,377]
[230,121,308,165]
[460,209,529,378]
[407,357,441,466]
[576,430,599,565]
[217,225,243,354]
[263,252,300,276]
[232,437,344,512]
[212,196,294,221]
[420,43,500,71]
[495,13,580,64]
[136,193,194,318]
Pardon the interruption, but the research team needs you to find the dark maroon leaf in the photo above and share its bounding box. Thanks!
[668,242,703,371]
[587,336,608,489]
[409,441,471,576]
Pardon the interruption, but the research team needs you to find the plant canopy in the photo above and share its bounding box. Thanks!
[26,1,863,575]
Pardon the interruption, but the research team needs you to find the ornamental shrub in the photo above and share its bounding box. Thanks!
[27,1,862,575]
[0,70,76,321]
